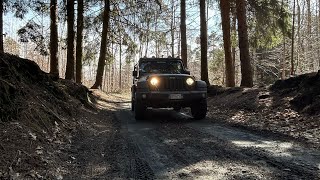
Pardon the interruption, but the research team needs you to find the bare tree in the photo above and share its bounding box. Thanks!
[49,0,59,76]
[200,0,210,85]
[180,0,187,67]
[291,0,296,75]
[65,0,75,80]
[91,0,110,89]
[236,0,253,87]
[220,0,235,87]
[76,0,84,83]
[0,1,3,52]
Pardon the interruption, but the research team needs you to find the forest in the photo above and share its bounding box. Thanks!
[2,0,320,179]
[1,0,319,91]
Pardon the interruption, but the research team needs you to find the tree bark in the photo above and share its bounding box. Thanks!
[220,0,235,87]
[236,0,253,87]
[65,0,75,80]
[318,0,320,69]
[76,0,84,83]
[200,0,210,85]
[171,0,175,57]
[119,39,122,89]
[0,1,4,52]
[291,0,296,75]
[50,0,59,76]
[180,0,188,68]
[91,0,110,89]
[231,3,237,84]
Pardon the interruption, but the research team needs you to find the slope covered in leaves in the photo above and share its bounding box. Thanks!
[0,53,92,178]
[208,72,320,148]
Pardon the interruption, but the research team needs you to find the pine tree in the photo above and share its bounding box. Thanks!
[236,0,253,87]
[65,0,75,80]
[49,0,59,76]
[91,0,110,89]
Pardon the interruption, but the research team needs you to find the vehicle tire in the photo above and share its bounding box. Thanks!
[134,100,146,120]
[191,100,207,120]
[131,90,135,111]
[131,100,135,111]
[173,107,181,112]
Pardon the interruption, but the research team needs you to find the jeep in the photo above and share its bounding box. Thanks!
[131,57,207,120]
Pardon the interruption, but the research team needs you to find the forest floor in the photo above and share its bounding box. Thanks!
[207,72,320,149]
[1,52,320,179]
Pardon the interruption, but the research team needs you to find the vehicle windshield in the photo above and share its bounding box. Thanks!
[139,61,183,75]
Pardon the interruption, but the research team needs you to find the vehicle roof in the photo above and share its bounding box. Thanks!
[139,57,183,62]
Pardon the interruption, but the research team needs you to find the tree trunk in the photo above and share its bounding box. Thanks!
[307,0,313,71]
[119,40,122,90]
[220,0,235,87]
[297,1,301,73]
[291,0,296,75]
[236,0,253,87]
[91,0,110,89]
[154,13,159,57]
[145,18,150,57]
[180,0,188,67]
[171,0,175,57]
[76,0,84,83]
[231,3,237,84]
[318,0,320,69]
[281,0,286,80]
[0,1,3,53]
[49,0,59,76]
[65,0,75,80]
[200,0,210,85]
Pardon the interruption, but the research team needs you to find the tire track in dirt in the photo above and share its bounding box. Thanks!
[117,105,319,179]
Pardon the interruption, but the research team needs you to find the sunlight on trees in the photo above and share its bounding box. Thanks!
[1,0,320,90]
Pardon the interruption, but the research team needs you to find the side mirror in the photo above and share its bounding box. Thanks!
[132,71,138,77]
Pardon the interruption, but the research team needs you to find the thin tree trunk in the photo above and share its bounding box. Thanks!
[282,38,286,79]
[236,0,253,87]
[297,1,301,73]
[171,0,175,57]
[180,0,188,67]
[49,0,59,76]
[119,40,122,90]
[220,0,235,87]
[65,0,75,80]
[145,18,150,57]
[91,0,110,89]
[155,13,159,57]
[307,0,313,71]
[110,41,114,91]
[103,63,107,91]
[281,0,286,80]
[200,0,210,85]
[231,3,237,84]
[0,1,4,53]
[76,0,84,83]
[318,0,320,69]
[291,0,296,75]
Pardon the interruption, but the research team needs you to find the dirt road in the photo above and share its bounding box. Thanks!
[66,95,320,179]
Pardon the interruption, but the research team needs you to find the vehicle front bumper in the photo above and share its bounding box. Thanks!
[135,90,207,108]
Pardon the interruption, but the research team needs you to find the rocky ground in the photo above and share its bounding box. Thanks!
[1,53,320,179]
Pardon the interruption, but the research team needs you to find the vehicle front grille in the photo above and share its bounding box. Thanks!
[150,77,190,91]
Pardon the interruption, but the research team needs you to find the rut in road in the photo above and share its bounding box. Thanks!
[117,104,320,179]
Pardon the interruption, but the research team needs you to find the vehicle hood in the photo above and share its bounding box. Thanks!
[138,74,192,82]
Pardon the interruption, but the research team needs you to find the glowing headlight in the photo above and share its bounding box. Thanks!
[186,78,195,86]
[150,77,159,86]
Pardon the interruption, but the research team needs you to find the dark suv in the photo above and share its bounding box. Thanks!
[131,57,207,120]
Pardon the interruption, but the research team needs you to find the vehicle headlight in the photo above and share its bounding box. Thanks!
[186,78,195,86]
[150,77,159,86]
